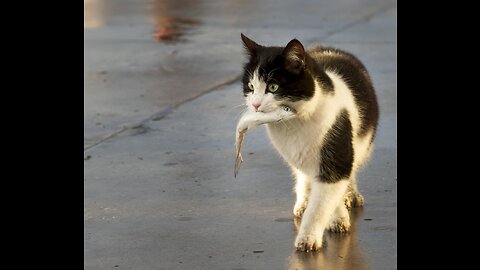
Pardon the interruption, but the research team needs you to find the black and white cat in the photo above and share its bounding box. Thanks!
[240,33,379,251]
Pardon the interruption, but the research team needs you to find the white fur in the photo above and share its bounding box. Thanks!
[293,168,311,217]
[246,66,375,250]
[246,68,278,112]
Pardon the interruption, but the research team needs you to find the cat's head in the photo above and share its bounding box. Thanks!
[241,33,315,114]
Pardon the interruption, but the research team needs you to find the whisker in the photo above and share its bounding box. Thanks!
[286,118,297,130]
[280,119,289,130]
[267,67,281,81]
[245,69,252,79]
[227,103,247,113]
[236,108,249,119]
[290,119,301,130]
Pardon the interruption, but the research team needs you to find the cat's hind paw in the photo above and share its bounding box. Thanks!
[293,201,307,218]
[344,191,364,210]
[295,234,323,251]
[328,216,351,233]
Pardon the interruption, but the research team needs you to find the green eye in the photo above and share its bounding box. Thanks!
[247,82,254,91]
[268,83,279,92]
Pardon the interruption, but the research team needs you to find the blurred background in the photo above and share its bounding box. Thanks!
[85,0,396,269]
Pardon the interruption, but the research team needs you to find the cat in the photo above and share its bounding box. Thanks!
[240,33,379,251]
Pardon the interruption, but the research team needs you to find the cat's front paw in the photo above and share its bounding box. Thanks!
[293,201,307,218]
[328,216,351,233]
[344,191,364,210]
[295,233,323,251]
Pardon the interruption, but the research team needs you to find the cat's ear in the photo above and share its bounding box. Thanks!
[282,39,305,75]
[241,33,262,56]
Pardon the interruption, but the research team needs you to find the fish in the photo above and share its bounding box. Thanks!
[234,127,246,178]
[234,106,296,177]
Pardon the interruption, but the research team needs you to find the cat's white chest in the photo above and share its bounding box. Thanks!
[266,121,322,174]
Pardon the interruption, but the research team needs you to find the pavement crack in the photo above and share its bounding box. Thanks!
[175,73,242,108]
[84,73,241,152]
[320,4,395,41]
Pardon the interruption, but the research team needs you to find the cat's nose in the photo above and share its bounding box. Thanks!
[252,103,261,110]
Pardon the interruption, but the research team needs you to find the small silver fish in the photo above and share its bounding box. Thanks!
[234,129,246,178]
[234,106,295,178]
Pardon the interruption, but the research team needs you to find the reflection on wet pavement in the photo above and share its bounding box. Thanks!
[84,0,108,28]
[288,209,370,270]
[152,17,200,43]
[149,0,201,43]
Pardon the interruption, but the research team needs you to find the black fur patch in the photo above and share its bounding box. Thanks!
[318,110,354,183]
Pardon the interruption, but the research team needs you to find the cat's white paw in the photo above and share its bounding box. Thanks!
[293,201,308,217]
[344,191,364,210]
[328,216,351,233]
[295,233,323,251]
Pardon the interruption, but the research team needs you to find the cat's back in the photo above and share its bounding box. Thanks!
[308,46,379,138]
[308,46,370,76]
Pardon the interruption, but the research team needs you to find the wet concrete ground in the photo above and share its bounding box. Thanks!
[84,0,397,269]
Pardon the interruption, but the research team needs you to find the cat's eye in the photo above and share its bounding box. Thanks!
[268,83,279,92]
[247,82,254,91]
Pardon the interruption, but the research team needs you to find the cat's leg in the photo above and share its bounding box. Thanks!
[328,199,351,233]
[295,179,349,251]
[345,137,374,210]
[293,169,311,218]
[344,176,364,210]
